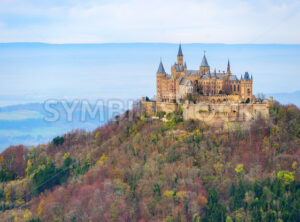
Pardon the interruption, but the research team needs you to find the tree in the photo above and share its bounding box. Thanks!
[0,145,28,178]
[0,156,15,182]
[202,188,227,222]
[256,93,265,102]
[31,158,57,195]
[52,136,64,146]
[277,171,294,185]
[235,164,244,180]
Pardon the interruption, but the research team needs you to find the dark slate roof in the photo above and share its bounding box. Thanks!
[179,77,192,86]
[174,64,184,72]
[244,72,250,80]
[201,54,209,67]
[228,75,239,82]
[186,70,199,75]
[177,44,183,56]
[184,62,187,68]
[157,60,166,74]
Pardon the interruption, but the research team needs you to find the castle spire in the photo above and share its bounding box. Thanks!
[227,59,231,73]
[200,52,209,67]
[200,51,210,75]
[177,43,184,65]
[157,59,166,74]
[177,43,183,56]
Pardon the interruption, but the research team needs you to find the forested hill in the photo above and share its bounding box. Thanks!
[0,102,300,222]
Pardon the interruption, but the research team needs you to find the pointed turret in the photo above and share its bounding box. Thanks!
[177,43,184,65]
[200,54,209,67]
[177,43,183,56]
[244,72,250,80]
[200,51,210,74]
[227,59,231,73]
[157,60,166,74]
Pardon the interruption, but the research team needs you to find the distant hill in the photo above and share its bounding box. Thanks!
[0,102,115,151]
[267,91,300,107]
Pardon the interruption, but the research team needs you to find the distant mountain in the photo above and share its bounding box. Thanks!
[267,91,300,107]
[0,102,118,151]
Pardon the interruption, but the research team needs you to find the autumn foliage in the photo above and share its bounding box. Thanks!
[0,102,300,221]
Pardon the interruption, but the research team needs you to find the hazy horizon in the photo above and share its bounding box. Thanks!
[1,42,300,107]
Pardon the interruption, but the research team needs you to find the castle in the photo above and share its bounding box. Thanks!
[142,44,272,125]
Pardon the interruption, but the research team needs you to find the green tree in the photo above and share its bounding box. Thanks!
[52,136,64,146]
[202,188,227,222]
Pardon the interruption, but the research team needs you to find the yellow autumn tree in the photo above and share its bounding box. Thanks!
[292,161,297,170]
[5,186,11,204]
[96,153,108,166]
[163,190,174,199]
[235,164,244,180]
[37,199,45,217]
[23,209,33,221]
[277,170,294,185]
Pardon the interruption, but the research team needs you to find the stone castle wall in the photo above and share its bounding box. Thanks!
[182,101,269,126]
[142,97,270,126]
[141,99,177,116]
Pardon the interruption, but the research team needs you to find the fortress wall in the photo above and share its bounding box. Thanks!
[141,101,178,116]
[183,102,231,123]
[183,102,269,124]
[141,101,156,116]
[156,102,177,113]
[142,98,270,126]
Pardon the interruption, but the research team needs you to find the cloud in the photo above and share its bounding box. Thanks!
[0,0,299,43]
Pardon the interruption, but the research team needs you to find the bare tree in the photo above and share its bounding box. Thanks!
[256,93,266,103]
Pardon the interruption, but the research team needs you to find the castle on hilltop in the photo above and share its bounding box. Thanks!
[142,44,272,125]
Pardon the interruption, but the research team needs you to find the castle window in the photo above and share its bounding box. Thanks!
[238,85,240,91]
[234,85,236,91]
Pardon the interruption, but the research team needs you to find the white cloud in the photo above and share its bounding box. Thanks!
[0,0,299,43]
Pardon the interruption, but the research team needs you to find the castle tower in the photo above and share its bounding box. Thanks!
[156,60,166,102]
[177,43,183,65]
[240,72,253,102]
[157,60,166,74]
[200,52,210,75]
[227,59,231,74]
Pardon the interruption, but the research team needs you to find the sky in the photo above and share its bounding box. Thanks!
[0,0,300,43]
[0,0,299,150]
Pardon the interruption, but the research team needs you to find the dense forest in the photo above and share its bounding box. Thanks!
[0,101,299,222]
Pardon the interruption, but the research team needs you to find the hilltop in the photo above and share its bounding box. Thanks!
[0,101,300,221]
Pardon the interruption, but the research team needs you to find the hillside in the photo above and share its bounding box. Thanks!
[0,102,300,222]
